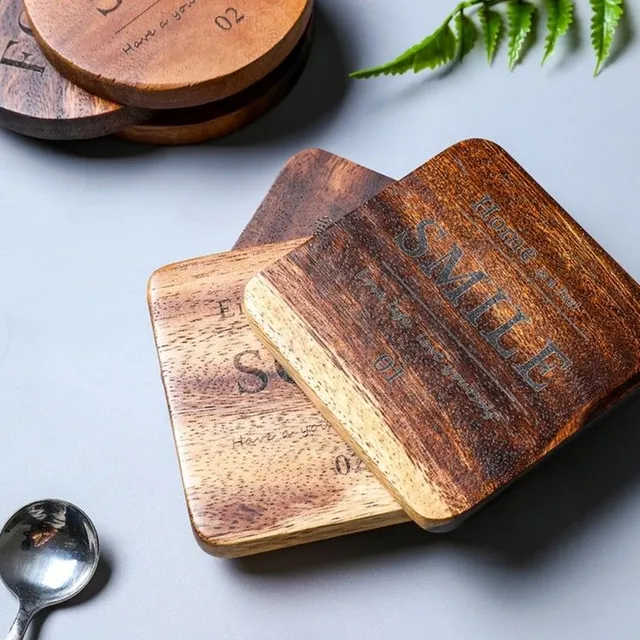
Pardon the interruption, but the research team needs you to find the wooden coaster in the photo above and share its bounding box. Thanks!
[24,0,313,109]
[148,151,404,558]
[245,139,640,531]
[0,0,147,139]
[118,16,313,145]
[234,149,393,248]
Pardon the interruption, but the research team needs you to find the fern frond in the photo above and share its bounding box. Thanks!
[542,0,574,64]
[350,23,457,79]
[590,0,624,75]
[479,5,503,64]
[455,10,478,61]
[507,1,536,69]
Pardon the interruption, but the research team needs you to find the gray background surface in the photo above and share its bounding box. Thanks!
[1,0,639,638]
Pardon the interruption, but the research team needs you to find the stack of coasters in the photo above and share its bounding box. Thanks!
[149,139,639,557]
[245,139,640,531]
[0,0,313,143]
[148,149,407,558]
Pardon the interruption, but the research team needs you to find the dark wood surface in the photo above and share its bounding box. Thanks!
[24,0,313,109]
[119,17,313,145]
[235,149,393,248]
[245,138,640,530]
[0,0,147,139]
[148,151,402,557]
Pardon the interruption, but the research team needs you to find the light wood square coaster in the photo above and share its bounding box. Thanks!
[148,150,407,558]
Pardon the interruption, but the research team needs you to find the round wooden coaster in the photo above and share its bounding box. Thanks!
[24,0,314,110]
[0,0,148,139]
[118,17,313,145]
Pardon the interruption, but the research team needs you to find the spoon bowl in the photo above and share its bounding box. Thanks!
[0,500,99,640]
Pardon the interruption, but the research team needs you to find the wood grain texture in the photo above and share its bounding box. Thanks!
[118,16,313,145]
[148,152,404,557]
[24,0,313,109]
[0,0,147,139]
[234,149,394,249]
[245,138,640,530]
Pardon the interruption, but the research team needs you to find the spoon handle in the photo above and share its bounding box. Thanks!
[5,607,34,640]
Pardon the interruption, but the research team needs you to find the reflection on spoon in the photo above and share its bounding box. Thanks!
[0,500,100,640]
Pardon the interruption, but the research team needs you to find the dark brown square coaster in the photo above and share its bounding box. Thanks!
[245,139,640,530]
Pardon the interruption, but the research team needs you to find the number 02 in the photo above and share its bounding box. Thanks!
[215,7,245,30]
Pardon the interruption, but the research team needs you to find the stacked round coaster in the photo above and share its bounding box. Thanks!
[0,0,313,143]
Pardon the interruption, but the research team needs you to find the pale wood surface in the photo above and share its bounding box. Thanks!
[245,139,640,530]
[148,151,405,557]
[0,0,146,139]
[148,243,407,557]
[24,0,313,109]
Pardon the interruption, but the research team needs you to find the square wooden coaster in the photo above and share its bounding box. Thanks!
[148,150,406,558]
[245,139,640,530]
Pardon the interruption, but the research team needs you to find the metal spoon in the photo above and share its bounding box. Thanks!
[0,500,100,640]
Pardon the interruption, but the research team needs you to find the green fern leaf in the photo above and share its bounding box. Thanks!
[542,0,574,64]
[478,6,503,65]
[590,0,624,75]
[455,10,478,61]
[414,24,457,71]
[350,41,426,79]
[507,1,536,69]
[350,23,457,79]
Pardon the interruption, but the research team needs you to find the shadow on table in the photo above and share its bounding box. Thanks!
[25,548,113,640]
[4,126,158,160]
[232,391,640,578]
[216,2,354,146]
